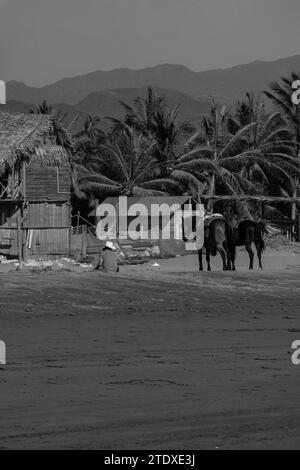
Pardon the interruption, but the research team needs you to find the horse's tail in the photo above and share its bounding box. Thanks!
[255,222,266,252]
[226,222,236,261]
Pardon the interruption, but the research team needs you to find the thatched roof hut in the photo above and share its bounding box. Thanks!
[0,111,72,259]
[0,112,69,172]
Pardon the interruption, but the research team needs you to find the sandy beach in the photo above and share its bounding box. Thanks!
[0,247,300,449]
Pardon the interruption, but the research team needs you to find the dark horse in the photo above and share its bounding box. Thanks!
[198,219,236,271]
[233,220,266,270]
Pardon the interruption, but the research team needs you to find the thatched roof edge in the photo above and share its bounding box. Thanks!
[0,111,69,169]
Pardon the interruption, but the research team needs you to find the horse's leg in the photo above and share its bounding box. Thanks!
[225,245,232,271]
[232,253,236,271]
[230,248,236,271]
[225,228,236,271]
[198,249,204,271]
[217,245,227,271]
[255,241,263,270]
[246,244,254,270]
[206,248,211,271]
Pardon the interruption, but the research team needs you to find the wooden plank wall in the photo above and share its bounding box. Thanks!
[1,164,71,259]
[27,202,69,227]
[0,202,70,258]
[25,165,71,201]
[0,204,21,256]
[24,202,70,259]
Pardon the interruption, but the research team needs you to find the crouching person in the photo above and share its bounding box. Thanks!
[96,241,119,273]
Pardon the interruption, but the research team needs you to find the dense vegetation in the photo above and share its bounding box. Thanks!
[35,73,300,223]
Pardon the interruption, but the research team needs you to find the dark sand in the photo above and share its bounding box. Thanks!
[0,248,300,449]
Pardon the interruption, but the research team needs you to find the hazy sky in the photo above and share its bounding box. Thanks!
[0,0,300,86]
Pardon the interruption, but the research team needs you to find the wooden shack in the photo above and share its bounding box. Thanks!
[0,111,72,260]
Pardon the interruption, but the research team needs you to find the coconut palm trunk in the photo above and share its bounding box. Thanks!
[208,172,216,212]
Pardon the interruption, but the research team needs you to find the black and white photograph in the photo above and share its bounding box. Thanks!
[1,0,300,452]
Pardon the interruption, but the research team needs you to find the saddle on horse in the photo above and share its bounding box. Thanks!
[204,213,225,228]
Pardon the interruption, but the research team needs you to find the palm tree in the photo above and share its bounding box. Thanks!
[75,115,103,143]
[265,73,300,155]
[120,86,165,135]
[265,73,300,219]
[190,101,255,204]
[78,123,168,197]
[117,86,194,164]
[74,115,106,167]
[231,93,297,196]
[190,100,300,212]
[119,110,212,197]
[30,100,53,115]
[30,100,75,154]
[104,89,205,197]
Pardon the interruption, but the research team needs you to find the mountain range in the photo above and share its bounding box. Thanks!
[2,88,212,132]
[3,55,300,127]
